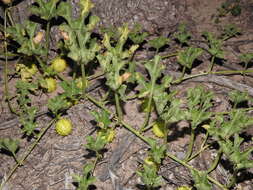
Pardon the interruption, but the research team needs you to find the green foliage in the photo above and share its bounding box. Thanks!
[148,139,166,164]
[208,110,253,140]
[72,163,96,190]
[137,56,165,99]
[158,98,186,124]
[202,32,224,59]
[85,135,107,154]
[228,90,249,106]
[136,164,163,189]
[218,1,241,17]
[129,23,149,44]
[0,138,20,164]
[174,23,191,45]
[30,0,59,20]
[3,1,253,190]
[47,95,69,116]
[191,170,212,190]
[57,0,100,64]
[19,106,38,136]
[219,134,253,170]
[148,36,169,51]
[59,80,82,100]
[0,138,19,156]
[15,80,39,136]
[239,53,253,65]
[7,21,46,56]
[186,86,213,128]
[221,24,241,40]
[90,110,111,129]
[177,47,203,69]
[97,24,138,93]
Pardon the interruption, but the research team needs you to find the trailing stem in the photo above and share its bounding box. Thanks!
[208,56,215,73]
[172,69,253,84]
[86,93,228,190]
[81,63,87,97]
[184,128,195,161]
[140,95,153,131]
[207,148,222,174]
[3,9,16,114]
[179,66,186,82]
[0,119,56,190]
[45,21,51,59]
[188,132,209,161]
[114,92,123,121]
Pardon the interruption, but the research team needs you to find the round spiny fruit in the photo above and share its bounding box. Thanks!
[51,57,67,73]
[45,77,57,93]
[55,118,72,136]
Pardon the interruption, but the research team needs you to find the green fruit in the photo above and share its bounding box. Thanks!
[44,77,57,93]
[176,186,192,190]
[76,78,88,89]
[55,118,72,136]
[144,157,156,167]
[152,120,166,138]
[97,129,116,143]
[51,57,67,73]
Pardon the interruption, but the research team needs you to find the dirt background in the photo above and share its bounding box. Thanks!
[1,0,253,190]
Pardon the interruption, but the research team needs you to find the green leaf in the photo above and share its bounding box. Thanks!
[161,99,187,123]
[186,86,213,128]
[177,47,203,69]
[60,80,82,99]
[72,163,96,190]
[20,106,38,136]
[56,1,73,24]
[191,170,212,190]
[239,53,253,64]
[145,55,164,82]
[30,0,59,20]
[129,23,148,44]
[136,164,163,188]
[47,95,69,116]
[228,90,249,106]
[79,0,94,18]
[90,110,111,129]
[85,135,107,153]
[218,134,253,170]
[187,86,213,111]
[208,110,253,140]
[0,138,19,155]
[221,24,240,40]
[174,23,191,45]
[7,21,46,56]
[149,140,166,164]
[148,36,169,51]
[202,32,224,59]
